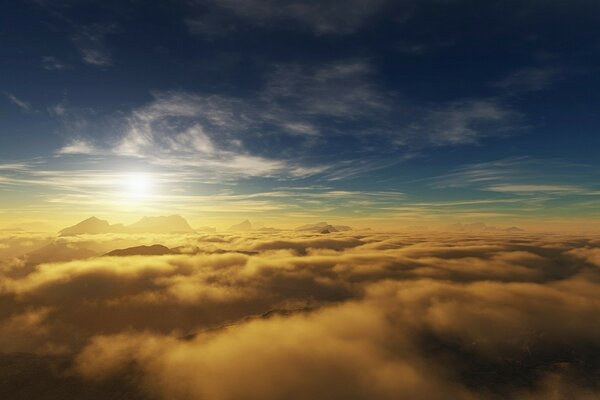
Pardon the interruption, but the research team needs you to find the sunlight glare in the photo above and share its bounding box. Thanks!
[122,172,153,201]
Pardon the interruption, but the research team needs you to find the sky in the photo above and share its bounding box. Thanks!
[1,0,600,230]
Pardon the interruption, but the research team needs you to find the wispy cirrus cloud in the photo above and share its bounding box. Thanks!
[71,24,115,67]
[410,99,519,146]
[110,91,324,179]
[56,59,521,183]
[430,157,600,197]
[262,61,390,125]
[57,139,99,156]
[494,66,563,94]
[0,160,404,218]
[55,61,394,180]
[4,92,32,112]
[42,56,69,71]
[487,184,583,194]
[187,0,390,36]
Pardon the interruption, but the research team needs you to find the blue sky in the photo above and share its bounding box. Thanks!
[1,0,600,229]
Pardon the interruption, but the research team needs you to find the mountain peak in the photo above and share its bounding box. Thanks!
[59,216,111,236]
[229,220,252,231]
[59,215,194,236]
[295,222,352,233]
[105,244,173,257]
[128,215,194,233]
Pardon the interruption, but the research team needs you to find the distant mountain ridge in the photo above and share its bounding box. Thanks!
[229,219,252,231]
[295,222,352,233]
[227,220,282,232]
[127,216,194,234]
[105,244,174,257]
[450,223,524,232]
[59,215,194,236]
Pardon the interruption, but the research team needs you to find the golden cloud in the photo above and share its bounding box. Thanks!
[1,230,599,398]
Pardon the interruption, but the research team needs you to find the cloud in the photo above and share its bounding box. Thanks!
[0,307,63,354]
[112,91,304,179]
[4,92,32,112]
[487,184,583,194]
[42,56,68,71]
[428,157,600,205]
[2,230,600,398]
[568,247,600,267]
[0,157,407,217]
[395,39,455,56]
[262,61,390,122]
[495,67,563,94]
[75,302,472,400]
[57,138,99,155]
[414,100,518,145]
[46,56,535,193]
[71,24,115,67]
[188,0,389,35]
[55,60,393,181]
[54,59,521,190]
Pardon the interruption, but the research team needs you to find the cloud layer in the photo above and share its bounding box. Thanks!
[1,230,600,398]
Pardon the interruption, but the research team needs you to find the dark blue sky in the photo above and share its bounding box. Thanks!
[1,0,599,228]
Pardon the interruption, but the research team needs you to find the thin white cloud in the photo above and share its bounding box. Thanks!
[495,66,562,94]
[4,93,32,112]
[110,91,311,179]
[0,163,32,172]
[263,61,390,121]
[429,157,526,189]
[71,24,115,67]
[191,0,390,35]
[56,58,526,184]
[428,157,600,199]
[57,139,99,155]
[42,56,68,71]
[395,39,455,56]
[487,184,583,194]
[418,100,517,145]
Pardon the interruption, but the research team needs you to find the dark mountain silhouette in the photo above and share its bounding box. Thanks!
[105,244,174,257]
[59,215,194,236]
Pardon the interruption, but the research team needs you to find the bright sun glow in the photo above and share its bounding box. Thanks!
[122,173,153,201]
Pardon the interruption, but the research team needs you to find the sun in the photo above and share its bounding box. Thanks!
[121,173,154,201]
